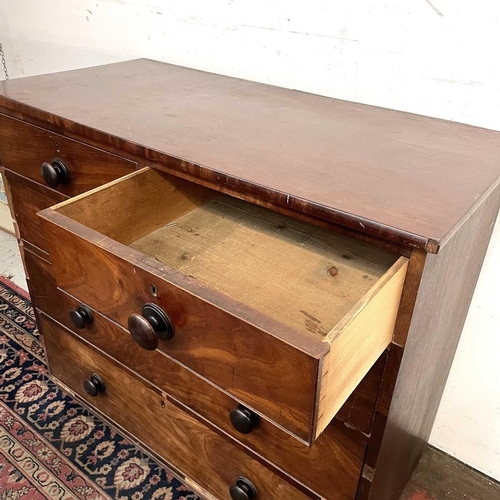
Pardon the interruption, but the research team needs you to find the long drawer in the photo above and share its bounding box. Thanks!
[39,167,408,443]
[0,113,135,196]
[40,314,313,500]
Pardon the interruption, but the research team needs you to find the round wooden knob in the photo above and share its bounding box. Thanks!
[230,406,260,434]
[128,313,159,350]
[83,373,105,397]
[40,158,70,188]
[69,305,93,329]
[229,477,257,500]
[128,303,174,351]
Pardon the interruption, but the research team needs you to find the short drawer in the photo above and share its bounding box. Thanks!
[40,314,313,500]
[3,169,67,254]
[0,113,135,195]
[39,167,408,443]
[42,288,368,499]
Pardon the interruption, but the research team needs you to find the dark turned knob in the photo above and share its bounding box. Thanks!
[229,477,257,500]
[69,305,93,329]
[230,405,260,434]
[128,303,174,351]
[40,158,70,188]
[83,373,105,397]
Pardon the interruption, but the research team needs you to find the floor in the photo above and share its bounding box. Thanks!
[0,228,499,499]
[401,447,500,499]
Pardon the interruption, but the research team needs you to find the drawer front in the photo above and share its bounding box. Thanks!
[39,217,320,442]
[0,113,135,196]
[4,170,66,254]
[40,314,313,500]
[21,246,58,312]
[40,287,366,500]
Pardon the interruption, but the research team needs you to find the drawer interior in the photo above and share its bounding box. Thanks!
[55,168,400,342]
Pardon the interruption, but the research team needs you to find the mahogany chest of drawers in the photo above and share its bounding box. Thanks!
[1,59,500,500]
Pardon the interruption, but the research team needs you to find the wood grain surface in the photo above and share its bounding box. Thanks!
[5,59,500,500]
[317,257,407,437]
[3,170,67,253]
[57,168,398,341]
[0,113,135,195]
[41,314,313,500]
[39,167,406,443]
[131,193,398,341]
[20,243,379,499]
[40,208,323,442]
[23,230,384,443]
[2,59,500,252]
[0,168,19,239]
[21,246,54,312]
[45,287,367,500]
[365,184,500,499]
[55,167,216,245]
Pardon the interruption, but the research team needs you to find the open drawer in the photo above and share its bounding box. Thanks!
[38,167,408,444]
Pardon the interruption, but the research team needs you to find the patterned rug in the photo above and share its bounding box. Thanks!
[0,277,200,500]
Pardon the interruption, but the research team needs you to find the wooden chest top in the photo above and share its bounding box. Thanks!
[2,58,500,252]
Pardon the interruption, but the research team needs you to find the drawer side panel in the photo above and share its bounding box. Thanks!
[317,258,408,438]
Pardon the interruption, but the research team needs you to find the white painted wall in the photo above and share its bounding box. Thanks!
[1,0,499,481]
